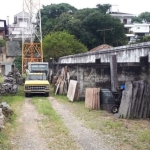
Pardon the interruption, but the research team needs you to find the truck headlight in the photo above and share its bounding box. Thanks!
[45,86,49,90]
[25,86,30,90]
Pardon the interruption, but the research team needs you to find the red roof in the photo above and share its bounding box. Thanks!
[89,44,113,52]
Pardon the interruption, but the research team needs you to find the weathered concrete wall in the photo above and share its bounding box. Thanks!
[57,62,150,99]
[56,42,150,98]
[58,42,150,64]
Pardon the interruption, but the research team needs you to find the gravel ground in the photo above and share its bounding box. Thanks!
[49,97,116,150]
[11,98,49,150]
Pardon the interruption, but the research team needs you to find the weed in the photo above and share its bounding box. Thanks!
[0,86,24,150]
[32,97,78,150]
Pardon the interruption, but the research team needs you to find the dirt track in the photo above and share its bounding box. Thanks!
[11,98,49,150]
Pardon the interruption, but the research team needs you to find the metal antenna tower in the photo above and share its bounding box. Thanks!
[22,0,43,73]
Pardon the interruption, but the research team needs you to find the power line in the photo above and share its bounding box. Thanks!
[97,28,114,44]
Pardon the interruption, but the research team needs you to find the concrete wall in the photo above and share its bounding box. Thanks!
[59,62,149,99]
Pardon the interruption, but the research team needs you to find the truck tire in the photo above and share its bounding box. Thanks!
[45,92,49,97]
[25,93,30,97]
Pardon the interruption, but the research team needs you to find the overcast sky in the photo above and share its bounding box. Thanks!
[0,0,150,24]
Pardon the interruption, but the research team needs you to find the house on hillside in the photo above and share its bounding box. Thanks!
[0,19,8,39]
[108,8,150,43]
[0,41,21,75]
[9,11,33,41]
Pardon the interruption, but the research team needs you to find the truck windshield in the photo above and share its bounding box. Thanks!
[26,74,46,80]
[31,64,47,70]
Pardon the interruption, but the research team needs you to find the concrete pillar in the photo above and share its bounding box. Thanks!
[110,55,118,92]
[77,65,84,98]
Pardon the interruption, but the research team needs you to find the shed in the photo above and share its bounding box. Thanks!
[1,62,14,75]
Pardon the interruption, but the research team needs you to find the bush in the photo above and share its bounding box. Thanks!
[0,40,5,47]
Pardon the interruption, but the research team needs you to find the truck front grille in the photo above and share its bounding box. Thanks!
[27,86,46,90]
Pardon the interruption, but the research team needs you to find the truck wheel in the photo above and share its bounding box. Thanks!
[25,93,30,97]
[45,92,49,97]
[111,105,119,114]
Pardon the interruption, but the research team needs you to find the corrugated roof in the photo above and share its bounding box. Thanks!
[89,44,113,52]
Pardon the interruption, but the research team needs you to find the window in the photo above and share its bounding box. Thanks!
[26,74,46,80]
[123,19,127,24]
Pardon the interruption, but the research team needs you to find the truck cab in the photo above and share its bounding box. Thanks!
[27,62,49,80]
[24,73,50,97]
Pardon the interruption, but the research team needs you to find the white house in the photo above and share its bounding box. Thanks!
[9,11,33,41]
[108,7,150,43]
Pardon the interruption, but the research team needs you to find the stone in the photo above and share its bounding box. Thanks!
[0,108,5,130]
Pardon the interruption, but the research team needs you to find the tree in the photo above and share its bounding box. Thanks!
[0,40,5,47]
[41,3,127,50]
[96,4,111,14]
[13,56,22,72]
[82,11,128,48]
[139,12,150,22]
[41,3,77,36]
[43,31,88,61]
[132,12,150,23]
[132,16,142,23]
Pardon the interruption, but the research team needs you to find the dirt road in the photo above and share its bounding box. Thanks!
[11,98,49,150]
[11,97,115,150]
[49,97,115,150]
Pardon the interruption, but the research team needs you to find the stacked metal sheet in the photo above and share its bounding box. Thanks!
[118,81,150,119]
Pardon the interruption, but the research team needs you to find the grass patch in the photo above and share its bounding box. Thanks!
[32,97,78,150]
[0,74,3,83]
[0,86,24,150]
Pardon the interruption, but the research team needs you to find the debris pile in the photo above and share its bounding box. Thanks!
[4,68,24,85]
[0,108,5,130]
[0,68,24,94]
[0,102,13,130]
[118,80,150,119]
[53,66,70,95]
[0,102,13,117]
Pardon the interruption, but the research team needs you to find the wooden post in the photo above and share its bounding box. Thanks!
[110,55,118,92]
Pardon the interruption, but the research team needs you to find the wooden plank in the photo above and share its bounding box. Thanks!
[67,80,77,102]
[134,81,145,118]
[129,81,139,118]
[85,88,91,108]
[85,88,100,110]
[118,81,133,118]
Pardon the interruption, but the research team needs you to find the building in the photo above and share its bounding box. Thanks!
[9,11,33,41]
[0,19,8,39]
[124,23,150,43]
[108,7,150,43]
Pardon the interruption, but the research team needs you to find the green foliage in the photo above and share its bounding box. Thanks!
[139,12,150,22]
[132,16,142,23]
[137,35,150,43]
[13,57,22,72]
[0,40,5,47]
[0,86,24,150]
[41,3,77,37]
[41,3,127,50]
[43,31,88,60]
[132,12,150,23]
[96,4,111,14]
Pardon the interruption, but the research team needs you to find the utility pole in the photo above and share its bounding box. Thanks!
[97,28,113,44]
